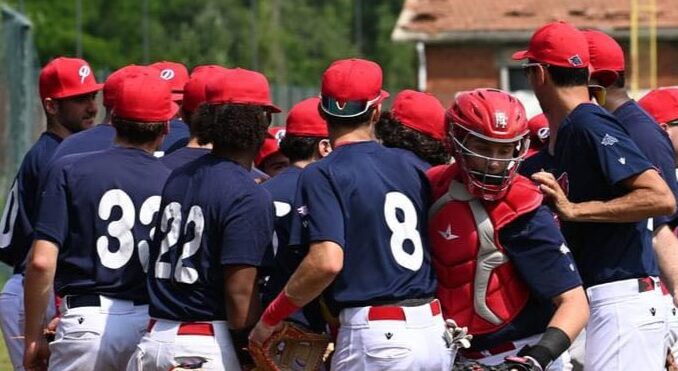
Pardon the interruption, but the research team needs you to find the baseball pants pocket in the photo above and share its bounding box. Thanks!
[364,341,414,370]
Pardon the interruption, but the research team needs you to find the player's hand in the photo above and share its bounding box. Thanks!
[531,171,577,221]
[501,356,543,371]
[23,338,50,371]
[248,319,283,345]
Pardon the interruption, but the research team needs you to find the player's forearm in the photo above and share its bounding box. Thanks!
[284,241,343,307]
[653,225,678,296]
[223,265,261,330]
[548,286,589,341]
[23,241,58,343]
[569,187,675,223]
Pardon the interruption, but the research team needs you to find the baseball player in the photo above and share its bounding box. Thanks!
[525,113,549,158]
[49,65,152,161]
[250,58,453,370]
[160,64,227,170]
[428,88,588,370]
[515,21,675,370]
[585,29,678,365]
[638,87,678,362]
[150,60,190,155]
[128,67,276,371]
[260,97,331,333]
[255,127,290,177]
[375,89,450,169]
[0,56,102,371]
[23,72,176,371]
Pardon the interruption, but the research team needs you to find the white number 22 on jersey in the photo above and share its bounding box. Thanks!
[155,202,205,284]
[97,189,160,270]
[384,192,423,272]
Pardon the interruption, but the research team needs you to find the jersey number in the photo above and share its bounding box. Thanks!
[0,180,19,249]
[97,189,160,270]
[384,192,423,272]
[154,202,205,284]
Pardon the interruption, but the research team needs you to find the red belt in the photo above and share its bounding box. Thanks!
[638,277,657,293]
[147,319,215,336]
[461,341,517,359]
[660,281,670,296]
[367,299,441,321]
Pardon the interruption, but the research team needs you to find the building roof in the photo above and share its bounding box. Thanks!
[393,0,678,43]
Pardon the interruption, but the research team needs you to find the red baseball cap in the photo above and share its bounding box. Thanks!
[150,61,189,101]
[256,127,286,166]
[182,65,229,114]
[285,97,328,137]
[103,65,153,109]
[512,21,589,68]
[205,68,281,112]
[391,90,445,140]
[39,57,103,100]
[527,113,550,144]
[113,73,179,122]
[638,88,678,124]
[583,29,624,87]
[320,58,389,118]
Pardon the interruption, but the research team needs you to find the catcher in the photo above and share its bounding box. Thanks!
[427,89,589,370]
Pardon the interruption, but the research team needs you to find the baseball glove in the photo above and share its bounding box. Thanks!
[248,321,330,371]
[452,357,541,371]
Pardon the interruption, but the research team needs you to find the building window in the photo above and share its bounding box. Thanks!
[500,65,531,92]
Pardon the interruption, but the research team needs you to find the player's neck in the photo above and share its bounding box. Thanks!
[186,136,211,149]
[211,146,255,170]
[329,124,373,147]
[113,136,161,154]
[46,120,74,140]
[602,88,631,113]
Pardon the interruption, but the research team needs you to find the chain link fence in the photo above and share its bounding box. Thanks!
[0,5,42,280]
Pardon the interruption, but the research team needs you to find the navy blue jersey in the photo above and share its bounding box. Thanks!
[147,154,273,321]
[470,206,582,350]
[392,148,431,172]
[50,123,115,162]
[159,119,189,154]
[613,100,678,229]
[289,141,437,308]
[261,165,326,331]
[519,148,557,178]
[0,132,62,272]
[555,103,658,287]
[161,146,273,183]
[34,146,170,302]
[160,147,209,170]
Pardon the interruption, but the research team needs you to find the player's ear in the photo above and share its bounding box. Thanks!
[660,123,669,133]
[317,138,332,158]
[44,98,59,116]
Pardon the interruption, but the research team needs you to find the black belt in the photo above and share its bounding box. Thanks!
[66,295,146,308]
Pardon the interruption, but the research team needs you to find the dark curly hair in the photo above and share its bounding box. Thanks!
[279,135,323,163]
[375,111,451,166]
[111,117,166,145]
[194,103,269,152]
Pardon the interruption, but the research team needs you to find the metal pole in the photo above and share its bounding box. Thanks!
[250,0,259,70]
[630,0,639,93]
[355,0,363,55]
[649,0,657,89]
[75,0,82,57]
[142,0,149,63]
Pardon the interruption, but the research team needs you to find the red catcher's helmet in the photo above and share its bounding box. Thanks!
[447,88,529,201]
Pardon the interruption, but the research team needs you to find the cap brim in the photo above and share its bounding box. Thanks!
[267,104,282,113]
[53,83,104,99]
[512,50,529,61]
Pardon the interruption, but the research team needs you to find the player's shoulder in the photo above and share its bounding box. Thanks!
[262,166,300,192]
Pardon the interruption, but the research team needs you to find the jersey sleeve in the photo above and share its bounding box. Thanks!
[646,135,678,228]
[500,206,582,299]
[289,165,345,248]
[33,159,71,247]
[582,118,653,186]
[219,186,274,266]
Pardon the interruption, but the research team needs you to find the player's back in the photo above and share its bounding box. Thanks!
[295,141,436,307]
[36,146,170,302]
[50,123,115,161]
[148,154,273,321]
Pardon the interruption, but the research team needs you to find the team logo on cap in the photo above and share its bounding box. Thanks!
[494,112,508,129]
[78,65,91,84]
[274,129,286,144]
[160,68,175,81]
[537,127,550,141]
[334,101,347,110]
[568,55,583,67]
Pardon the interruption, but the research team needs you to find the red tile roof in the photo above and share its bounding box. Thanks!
[393,0,678,42]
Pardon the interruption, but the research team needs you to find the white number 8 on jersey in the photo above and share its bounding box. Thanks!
[384,192,423,272]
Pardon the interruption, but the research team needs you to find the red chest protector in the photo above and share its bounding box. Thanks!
[427,164,543,335]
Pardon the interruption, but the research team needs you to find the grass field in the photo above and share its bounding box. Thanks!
[0,271,12,370]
